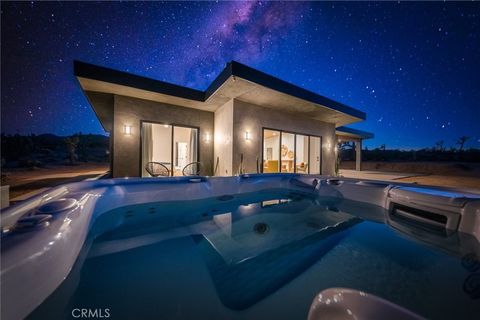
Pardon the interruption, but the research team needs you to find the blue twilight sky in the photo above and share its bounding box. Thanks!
[1,1,479,149]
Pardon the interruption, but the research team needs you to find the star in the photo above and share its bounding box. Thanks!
[0,1,478,150]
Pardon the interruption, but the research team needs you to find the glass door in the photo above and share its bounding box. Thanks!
[262,128,322,174]
[281,132,295,173]
[309,136,321,174]
[295,134,309,174]
[263,129,280,173]
[142,122,198,177]
[173,126,198,176]
[141,123,172,177]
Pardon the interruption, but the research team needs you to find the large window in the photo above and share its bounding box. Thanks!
[262,128,322,174]
[173,126,198,176]
[263,129,280,173]
[141,122,199,177]
[295,134,309,173]
[281,132,295,173]
[309,136,321,174]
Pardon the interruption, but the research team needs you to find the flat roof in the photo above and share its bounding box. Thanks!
[74,60,367,131]
[336,126,374,140]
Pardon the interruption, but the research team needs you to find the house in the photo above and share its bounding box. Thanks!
[74,60,373,177]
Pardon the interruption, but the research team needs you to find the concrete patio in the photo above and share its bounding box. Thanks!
[339,169,424,182]
[2,164,109,206]
[340,169,480,191]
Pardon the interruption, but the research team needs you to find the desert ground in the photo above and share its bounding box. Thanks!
[2,163,109,202]
[340,161,480,190]
[1,160,479,208]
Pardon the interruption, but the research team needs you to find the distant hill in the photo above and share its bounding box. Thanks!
[339,145,480,163]
[1,133,109,168]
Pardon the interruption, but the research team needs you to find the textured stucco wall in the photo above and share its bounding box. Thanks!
[232,99,337,175]
[112,95,214,177]
[111,95,337,177]
[213,100,234,176]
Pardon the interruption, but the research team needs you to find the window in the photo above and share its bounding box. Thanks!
[141,122,199,177]
[173,126,198,176]
[263,129,280,173]
[281,132,295,173]
[262,128,321,174]
[309,136,321,174]
[295,134,309,174]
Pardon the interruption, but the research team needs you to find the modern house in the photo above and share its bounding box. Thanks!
[74,60,373,178]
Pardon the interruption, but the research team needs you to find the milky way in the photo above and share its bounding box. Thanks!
[1,1,479,149]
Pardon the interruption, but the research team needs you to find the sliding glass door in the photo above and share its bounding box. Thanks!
[295,134,309,173]
[173,126,198,176]
[142,122,199,177]
[263,129,280,173]
[281,132,295,173]
[309,136,321,174]
[141,123,172,177]
[262,128,321,174]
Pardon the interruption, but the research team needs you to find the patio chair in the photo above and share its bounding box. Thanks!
[145,162,170,177]
[297,163,309,173]
[182,162,201,176]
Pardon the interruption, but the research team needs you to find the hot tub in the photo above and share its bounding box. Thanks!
[1,174,480,320]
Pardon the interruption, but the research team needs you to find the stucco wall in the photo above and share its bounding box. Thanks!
[112,95,214,177]
[213,100,234,176]
[232,99,337,175]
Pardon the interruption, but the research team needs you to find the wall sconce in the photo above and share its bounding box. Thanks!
[245,131,252,141]
[204,132,211,143]
[325,143,331,150]
[123,125,132,135]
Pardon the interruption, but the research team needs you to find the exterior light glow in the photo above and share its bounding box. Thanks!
[123,125,132,135]
[245,131,252,141]
[204,132,211,143]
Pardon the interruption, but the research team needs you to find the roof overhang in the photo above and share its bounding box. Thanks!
[74,61,367,131]
[336,126,374,140]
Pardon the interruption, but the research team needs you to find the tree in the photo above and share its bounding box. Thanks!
[456,136,470,152]
[78,134,93,162]
[434,140,445,152]
[338,141,355,161]
[64,136,79,165]
[1,157,6,184]
[339,141,355,151]
[22,134,39,167]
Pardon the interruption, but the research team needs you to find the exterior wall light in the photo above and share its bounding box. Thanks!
[204,132,211,143]
[123,125,132,135]
[245,131,252,141]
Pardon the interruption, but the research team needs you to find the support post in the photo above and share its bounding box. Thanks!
[355,139,362,171]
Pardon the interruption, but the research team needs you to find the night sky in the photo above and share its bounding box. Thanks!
[1,1,479,149]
